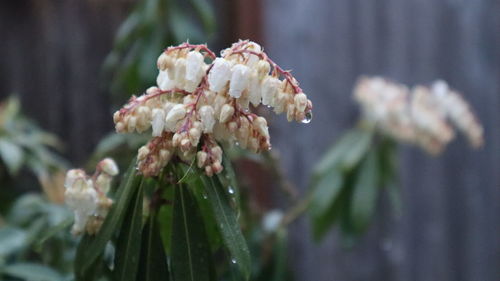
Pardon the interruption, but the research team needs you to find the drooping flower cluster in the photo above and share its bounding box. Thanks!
[64,158,119,235]
[113,40,313,176]
[354,76,483,155]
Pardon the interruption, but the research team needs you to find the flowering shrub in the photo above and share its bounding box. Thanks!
[64,41,312,281]
[354,77,483,154]
[113,40,312,177]
[309,77,483,240]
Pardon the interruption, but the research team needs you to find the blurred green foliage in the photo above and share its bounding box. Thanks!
[0,194,75,281]
[102,0,215,105]
[309,127,400,242]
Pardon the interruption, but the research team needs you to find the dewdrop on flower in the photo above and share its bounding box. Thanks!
[64,158,119,235]
[354,76,483,154]
[113,40,313,177]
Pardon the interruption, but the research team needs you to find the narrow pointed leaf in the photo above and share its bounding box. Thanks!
[202,176,251,279]
[351,149,379,233]
[1,263,63,281]
[137,211,169,281]
[74,159,141,278]
[171,185,211,281]
[114,179,144,281]
[310,169,344,217]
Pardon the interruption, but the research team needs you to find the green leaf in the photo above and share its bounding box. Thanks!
[311,184,350,241]
[114,179,144,281]
[0,138,24,175]
[202,176,251,279]
[189,0,216,35]
[312,129,362,177]
[309,169,344,217]
[171,184,211,281]
[35,217,73,250]
[1,263,63,281]
[137,211,169,281]
[0,227,28,257]
[74,159,142,279]
[350,148,380,233]
[339,129,373,171]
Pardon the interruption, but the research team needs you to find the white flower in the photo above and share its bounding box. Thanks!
[261,77,280,106]
[186,51,205,82]
[157,70,175,90]
[253,116,269,139]
[199,105,215,133]
[165,104,186,131]
[229,64,250,98]
[219,104,235,123]
[151,108,166,136]
[99,158,119,176]
[173,58,187,90]
[208,58,232,92]
[248,71,262,106]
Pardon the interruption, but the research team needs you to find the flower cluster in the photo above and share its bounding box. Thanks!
[113,40,312,176]
[64,158,119,235]
[354,76,484,154]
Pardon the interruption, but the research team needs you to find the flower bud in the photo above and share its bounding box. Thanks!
[294,93,308,112]
[197,151,208,168]
[199,105,215,133]
[257,60,271,79]
[261,77,280,106]
[208,58,232,92]
[219,104,235,123]
[165,104,186,131]
[212,162,223,174]
[229,64,250,98]
[99,158,119,176]
[138,146,150,160]
[151,108,166,137]
[189,127,201,146]
[157,52,174,70]
[254,117,269,139]
[157,70,174,91]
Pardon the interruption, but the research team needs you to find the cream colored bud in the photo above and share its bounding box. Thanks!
[165,104,186,131]
[261,77,280,105]
[99,158,119,176]
[113,111,121,123]
[199,105,215,133]
[294,93,308,112]
[115,122,125,132]
[197,151,208,168]
[212,162,223,174]
[159,149,171,162]
[228,121,238,132]
[189,127,201,146]
[157,52,174,70]
[229,64,250,98]
[219,104,235,123]
[138,146,150,160]
[257,60,271,79]
[127,116,137,132]
[254,117,269,139]
[286,104,295,122]
[211,146,223,159]
[151,109,166,137]
[205,165,213,176]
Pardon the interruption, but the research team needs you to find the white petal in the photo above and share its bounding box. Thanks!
[229,64,250,98]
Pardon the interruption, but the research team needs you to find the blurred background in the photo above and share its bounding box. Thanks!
[0,0,499,281]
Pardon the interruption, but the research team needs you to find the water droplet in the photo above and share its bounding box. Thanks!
[235,142,240,146]
[202,193,208,199]
[227,186,235,194]
[301,111,312,124]
[231,259,237,264]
